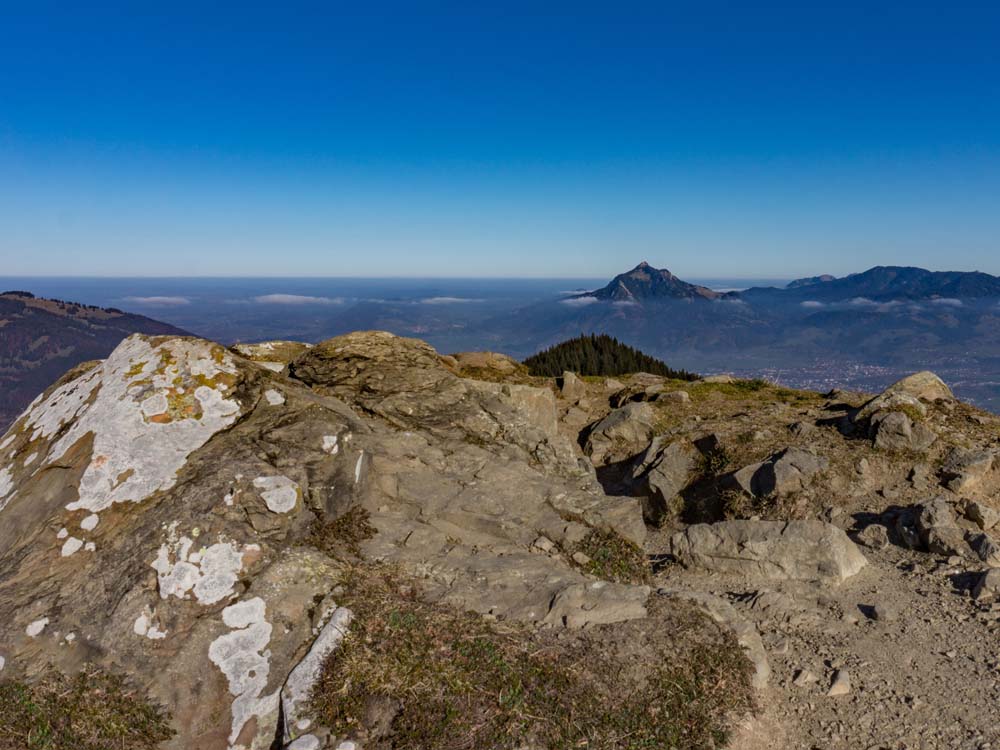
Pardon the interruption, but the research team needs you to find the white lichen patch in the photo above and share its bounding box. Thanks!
[264,389,285,406]
[140,392,169,418]
[61,537,84,557]
[84,541,96,552]
[253,475,300,514]
[152,532,246,605]
[20,335,242,515]
[209,597,279,747]
[0,655,5,672]
[321,435,339,455]
[0,466,14,513]
[80,513,99,531]
[26,617,49,637]
[287,736,321,750]
[56,527,68,539]
[281,606,353,739]
[223,491,235,506]
[257,361,285,372]
[133,609,168,640]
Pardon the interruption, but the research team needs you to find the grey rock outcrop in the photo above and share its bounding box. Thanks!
[725,447,828,498]
[870,410,937,453]
[882,371,954,403]
[583,401,656,465]
[940,448,995,493]
[857,523,890,550]
[627,437,698,522]
[965,501,1000,531]
[667,520,867,583]
[973,569,1000,601]
[0,331,654,750]
[557,371,588,402]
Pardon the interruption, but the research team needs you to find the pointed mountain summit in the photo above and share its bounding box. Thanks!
[586,261,729,302]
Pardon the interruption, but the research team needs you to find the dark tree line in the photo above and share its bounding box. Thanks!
[522,334,699,379]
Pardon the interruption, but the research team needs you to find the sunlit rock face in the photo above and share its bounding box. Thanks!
[0,332,647,749]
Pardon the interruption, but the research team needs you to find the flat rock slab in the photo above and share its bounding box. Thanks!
[667,520,868,583]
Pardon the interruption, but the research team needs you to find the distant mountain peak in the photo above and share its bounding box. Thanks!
[588,262,728,302]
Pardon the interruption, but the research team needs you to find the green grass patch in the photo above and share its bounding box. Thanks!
[0,667,173,750]
[570,528,652,585]
[308,568,754,750]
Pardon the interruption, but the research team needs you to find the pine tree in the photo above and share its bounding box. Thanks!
[522,334,698,379]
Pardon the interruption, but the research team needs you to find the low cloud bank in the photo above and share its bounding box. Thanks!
[560,296,600,306]
[124,296,191,307]
[253,294,343,305]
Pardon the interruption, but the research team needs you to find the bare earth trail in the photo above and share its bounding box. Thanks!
[651,539,1000,749]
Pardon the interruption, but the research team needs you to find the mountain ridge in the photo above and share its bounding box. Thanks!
[748,265,1000,301]
[0,291,189,431]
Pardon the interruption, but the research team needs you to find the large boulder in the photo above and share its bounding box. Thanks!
[724,447,828,498]
[556,371,588,402]
[882,371,954,403]
[940,448,995,493]
[667,520,868,583]
[627,437,699,522]
[232,340,314,373]
[870,410,937,453]
[0,332,654,750]
[448,350,526,378]
[914,496,970,556]
[584,402,656,465]
[855,371,952,425]
[290,331,579,476]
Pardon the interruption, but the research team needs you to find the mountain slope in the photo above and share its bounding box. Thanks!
[0,291,188,431]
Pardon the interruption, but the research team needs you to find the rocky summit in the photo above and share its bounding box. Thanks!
[3,331,1000,749]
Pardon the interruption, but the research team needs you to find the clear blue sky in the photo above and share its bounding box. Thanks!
[2,1,999,278]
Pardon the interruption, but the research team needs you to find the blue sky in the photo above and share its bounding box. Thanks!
[1,1,999,278]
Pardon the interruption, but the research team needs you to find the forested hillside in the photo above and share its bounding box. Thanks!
[523,333,698,379]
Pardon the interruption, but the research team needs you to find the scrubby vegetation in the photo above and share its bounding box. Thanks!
[0,667,174,750]
[570,529,652,584]
[309,568,754,750]
[523,334,699,379]
[306,505,377,559]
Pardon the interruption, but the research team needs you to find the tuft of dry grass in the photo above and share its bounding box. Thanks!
[569,529,652,585]
[308,567,754,750]
[0,666,173,750]
[307,505,377,559]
